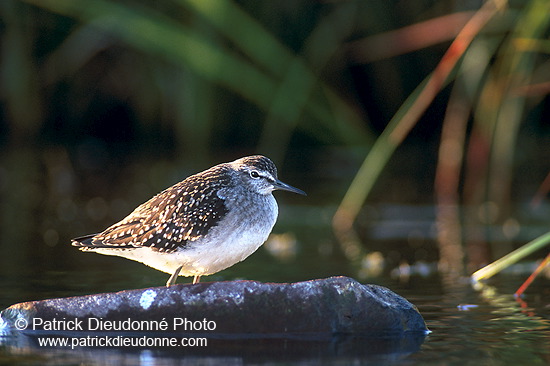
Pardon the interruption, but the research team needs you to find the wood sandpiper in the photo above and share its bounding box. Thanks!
[72,155,306,286]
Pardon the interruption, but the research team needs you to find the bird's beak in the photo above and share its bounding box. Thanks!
[273,179,307,196]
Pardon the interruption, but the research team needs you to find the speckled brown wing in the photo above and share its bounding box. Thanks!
[72,166,231,253]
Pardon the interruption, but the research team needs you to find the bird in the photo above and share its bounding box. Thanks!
[72,155,306,287]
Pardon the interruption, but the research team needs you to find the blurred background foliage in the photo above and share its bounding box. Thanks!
[0,0,549,288]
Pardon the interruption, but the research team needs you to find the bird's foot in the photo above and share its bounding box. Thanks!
[166,265,183,287]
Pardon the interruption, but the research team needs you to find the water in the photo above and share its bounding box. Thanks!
[1,232,548,365]
[0,155,548,365]
[405,279,550,365]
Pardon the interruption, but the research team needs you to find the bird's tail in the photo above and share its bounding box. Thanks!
[71,234,97,247]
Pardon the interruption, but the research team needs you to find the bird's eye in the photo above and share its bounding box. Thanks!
[250,170,260,179]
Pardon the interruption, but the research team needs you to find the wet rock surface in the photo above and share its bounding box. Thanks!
[1,276,427,337]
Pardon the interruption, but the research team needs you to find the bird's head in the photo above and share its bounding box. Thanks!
[231,155,306,196]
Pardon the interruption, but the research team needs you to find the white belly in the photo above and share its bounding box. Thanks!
[90,195,278,278]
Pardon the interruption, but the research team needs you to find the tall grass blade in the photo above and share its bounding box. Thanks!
[179,0,371,153]
[471,231,550,283]
[332,1,504,239]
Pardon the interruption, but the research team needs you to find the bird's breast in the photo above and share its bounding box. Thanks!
[183,194,279,274]
[214,193,278,247]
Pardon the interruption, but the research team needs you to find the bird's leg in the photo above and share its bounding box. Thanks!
[166,265,183,287]
[193,275,201,284]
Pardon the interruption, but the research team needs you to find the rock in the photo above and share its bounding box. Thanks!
[0,276,427,337]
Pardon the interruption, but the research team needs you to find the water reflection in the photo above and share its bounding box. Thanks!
[1,332,428,365]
